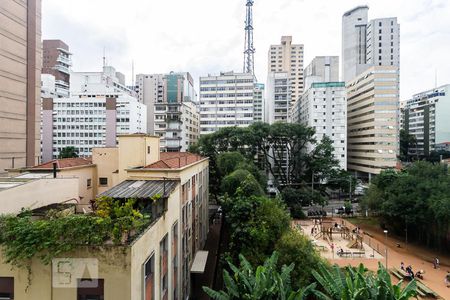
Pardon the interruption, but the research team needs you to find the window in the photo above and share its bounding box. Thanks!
[160,235,169,299]
[147,146,151,154]
[77,278,104,300]
[0,277,14,300]
[87,179,92,189]
[144,255,155,300]
[99,178,108,186]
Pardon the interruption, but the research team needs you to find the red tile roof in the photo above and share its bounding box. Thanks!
[32,157,93,169]
[144,152,205,169]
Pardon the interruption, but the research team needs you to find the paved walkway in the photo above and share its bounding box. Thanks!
[191,217,222,300]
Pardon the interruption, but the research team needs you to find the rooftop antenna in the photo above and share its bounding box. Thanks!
[243,0,255,75]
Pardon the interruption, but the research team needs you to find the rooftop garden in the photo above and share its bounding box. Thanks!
[0,194,164,268]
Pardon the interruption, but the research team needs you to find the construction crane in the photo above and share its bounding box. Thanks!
[243,0,255,75]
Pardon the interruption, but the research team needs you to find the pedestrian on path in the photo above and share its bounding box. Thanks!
[445,271,450,288]
[433,257,440,269]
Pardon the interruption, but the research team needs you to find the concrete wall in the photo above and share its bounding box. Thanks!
[0,178,78,214]
[59,166,96,207]
[92,147,119,196]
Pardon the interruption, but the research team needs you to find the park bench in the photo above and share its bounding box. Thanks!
[416,281,439,298]
[352,251,365,257]
[313,244,327,252]
[394,267,412,280]
[338,251,352,257]
[390,268,403,280]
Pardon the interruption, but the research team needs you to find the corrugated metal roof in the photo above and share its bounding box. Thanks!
[99,180,178,199]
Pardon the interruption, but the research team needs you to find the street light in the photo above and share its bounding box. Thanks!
[384,230,388,268]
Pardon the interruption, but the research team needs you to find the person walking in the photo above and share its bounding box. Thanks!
[400,262,405,271]
[434,257,440,269]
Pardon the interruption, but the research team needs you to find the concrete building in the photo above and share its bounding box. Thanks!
[253,83,265,122]
[346,66,399,177]
[41,74,57,98]
[291,57,346,169]
[0,134,210,300]
[402,84,450,156]
[342,6,400,82]
[436,142,450,152]
[0,0,42,173]
[268,36,304,103]
[70,66,134,96]
[265,72,290,124]
[135,72,198,151]
[41,93,146,161]
[42,39,72,97]
[199,71,256,134]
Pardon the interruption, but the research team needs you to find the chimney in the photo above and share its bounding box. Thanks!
[52,162,57,178]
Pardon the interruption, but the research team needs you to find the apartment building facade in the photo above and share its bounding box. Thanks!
[135,72,199,151]
[42,39,72,97]
[402,84,450,156]
[0,134,210,300]
[199,72,256,134]
[265,72,290,124]
[0,0,42,173]
[41,93,146,161]
[253,83,265,122]
[342,6,400,82]
[346,66,399,178]
[268,36,304,103]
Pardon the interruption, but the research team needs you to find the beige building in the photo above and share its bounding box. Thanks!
[268,36,304,104]
[0,0,42,173]
[0,134,210,300]
[346,66,399,178]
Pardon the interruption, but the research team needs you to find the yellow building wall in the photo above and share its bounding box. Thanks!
[59,166,96,208]
[92,147,119,196]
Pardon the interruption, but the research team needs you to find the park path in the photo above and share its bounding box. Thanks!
[330,218,450,300]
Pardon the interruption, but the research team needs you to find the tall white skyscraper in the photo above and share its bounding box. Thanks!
[268,36,304,103]
[342,6,400,82]
[291,56,347,169]
[199,72,256,134]
[265,72,290,124]
[253,83,265,122]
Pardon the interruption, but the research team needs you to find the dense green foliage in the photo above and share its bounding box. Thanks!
[312,263,417,300]
[221,169,263,197]
[190,122,341,199]
[362,161,450,250]
[0,197,155,267]
[203,252,320,300]
[206,252,417,300]
[399,129,417,162]
[275,230,323,289]
[221,193,290,265]
[58,146,79,159]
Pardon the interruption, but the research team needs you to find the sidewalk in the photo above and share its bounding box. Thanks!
[191,217,222,300]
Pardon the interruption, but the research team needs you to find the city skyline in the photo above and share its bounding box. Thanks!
[42,0,450,99]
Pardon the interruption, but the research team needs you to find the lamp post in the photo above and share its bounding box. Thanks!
[384,230,388,268]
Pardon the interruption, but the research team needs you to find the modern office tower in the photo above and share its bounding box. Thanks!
[265,72,290,124]
[291,57,347,169]
[199,72,256,134]
[42,40,72,97]
[41,67,146,161]
[70,65,135,96]
[346,66,399,178]
[268,36,304,103]
[342,6,369,82]
[342,6,400,82]
[135,72,198,151]
[366,18,400,67]
[0,0,41,173]
[253,83,265,122]
[402,84,450,156]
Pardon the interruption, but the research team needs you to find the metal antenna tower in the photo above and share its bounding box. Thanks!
[243,0,255,75]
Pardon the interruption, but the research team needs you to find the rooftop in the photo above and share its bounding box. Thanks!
[144,152,206,169]
[99,179,178,199]
[0,173,52,191]
[32,157,93,169]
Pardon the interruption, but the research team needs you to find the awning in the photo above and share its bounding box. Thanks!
[190,251,209,274]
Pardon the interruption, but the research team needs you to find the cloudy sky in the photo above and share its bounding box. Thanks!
[43,0,450,99]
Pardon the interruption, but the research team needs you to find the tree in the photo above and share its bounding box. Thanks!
[306,136,340,185]
[221,169,256,196]
[275,229,324,289]
[399,129,416,162]
[59,146,79,158]
[203,252,319,300]
[312,263,417,300]
[217,152,246,176]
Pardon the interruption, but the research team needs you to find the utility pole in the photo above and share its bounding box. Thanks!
[243,0,255,75]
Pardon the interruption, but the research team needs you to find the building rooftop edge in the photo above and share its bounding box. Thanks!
[343,5,369,17]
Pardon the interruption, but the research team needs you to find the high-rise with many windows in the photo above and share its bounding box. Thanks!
[265,72,290,124]
[199,72,256,134]
[0,0,41,173]
[268,36,304,104]
[42,39,72,97]
[342,6,400,82]
[253,83,265,122]
[135,72,198,151]
[402,84,450,157]
[346,66,399,178]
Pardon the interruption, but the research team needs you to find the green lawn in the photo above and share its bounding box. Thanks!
[345,217,381,229]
